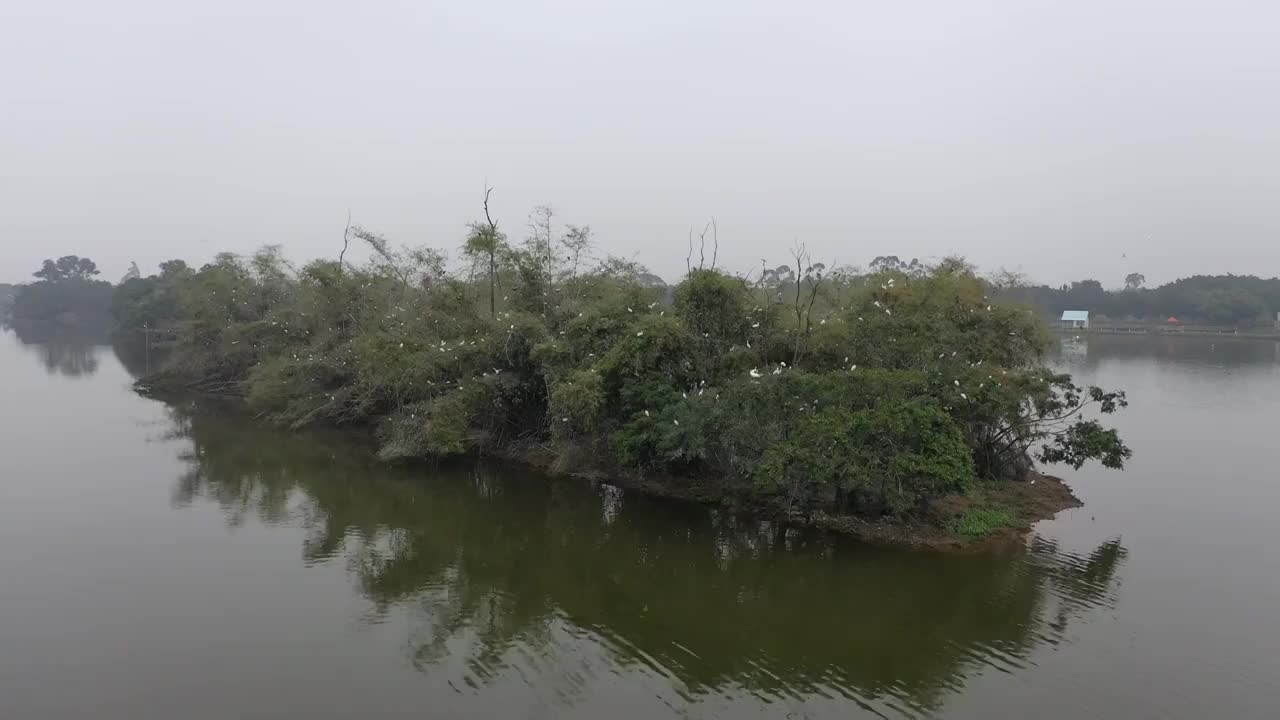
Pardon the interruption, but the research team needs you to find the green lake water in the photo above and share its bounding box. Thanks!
[1,329,1277,718]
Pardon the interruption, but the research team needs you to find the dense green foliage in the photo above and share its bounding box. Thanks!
[8,256,114,328]
[112,213,1130,522]
[111,260,192,330]
[1002,274,1280,326]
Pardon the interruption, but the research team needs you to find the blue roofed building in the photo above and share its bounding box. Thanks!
[1060,310,1090,329]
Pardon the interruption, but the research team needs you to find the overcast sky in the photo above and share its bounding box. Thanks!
[3,0,1279,287]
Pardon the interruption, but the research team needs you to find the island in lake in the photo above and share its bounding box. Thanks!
[13,219,1136,547]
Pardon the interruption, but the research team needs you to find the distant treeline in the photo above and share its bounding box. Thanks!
[998,274,1280,326]
[12,252,1277,330]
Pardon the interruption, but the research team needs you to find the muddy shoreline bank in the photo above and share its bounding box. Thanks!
[496,442,1080,551]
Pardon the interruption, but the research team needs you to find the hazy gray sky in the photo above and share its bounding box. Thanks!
[3,0,1278,287]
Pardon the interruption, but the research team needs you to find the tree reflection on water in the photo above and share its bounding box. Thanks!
[165,401,1126,716]
[5,323,105,377]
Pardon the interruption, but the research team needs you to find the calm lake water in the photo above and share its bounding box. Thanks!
[1,329,1278,719]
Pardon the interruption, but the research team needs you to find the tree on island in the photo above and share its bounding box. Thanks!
[11,255,113,327]
[33,255,101,283]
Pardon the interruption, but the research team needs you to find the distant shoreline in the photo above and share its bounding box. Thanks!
[1054,325,1280,340]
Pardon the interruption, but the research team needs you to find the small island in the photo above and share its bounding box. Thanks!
[78,207,1133,547]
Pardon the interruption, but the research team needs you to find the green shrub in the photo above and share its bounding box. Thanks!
[755,402,974,516]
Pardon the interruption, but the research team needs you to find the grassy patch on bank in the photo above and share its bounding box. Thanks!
[945,504,1015,538]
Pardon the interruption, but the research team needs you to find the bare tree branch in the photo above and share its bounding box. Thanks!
[338,209,352,274]
[351,226,409,287]
[786,241,825,365]
[758,258,771,308]
[482,184,498,317]
[791,243,805,364]
[710,217,718,269]
[686,227,693,274]
[696,220,712,270]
